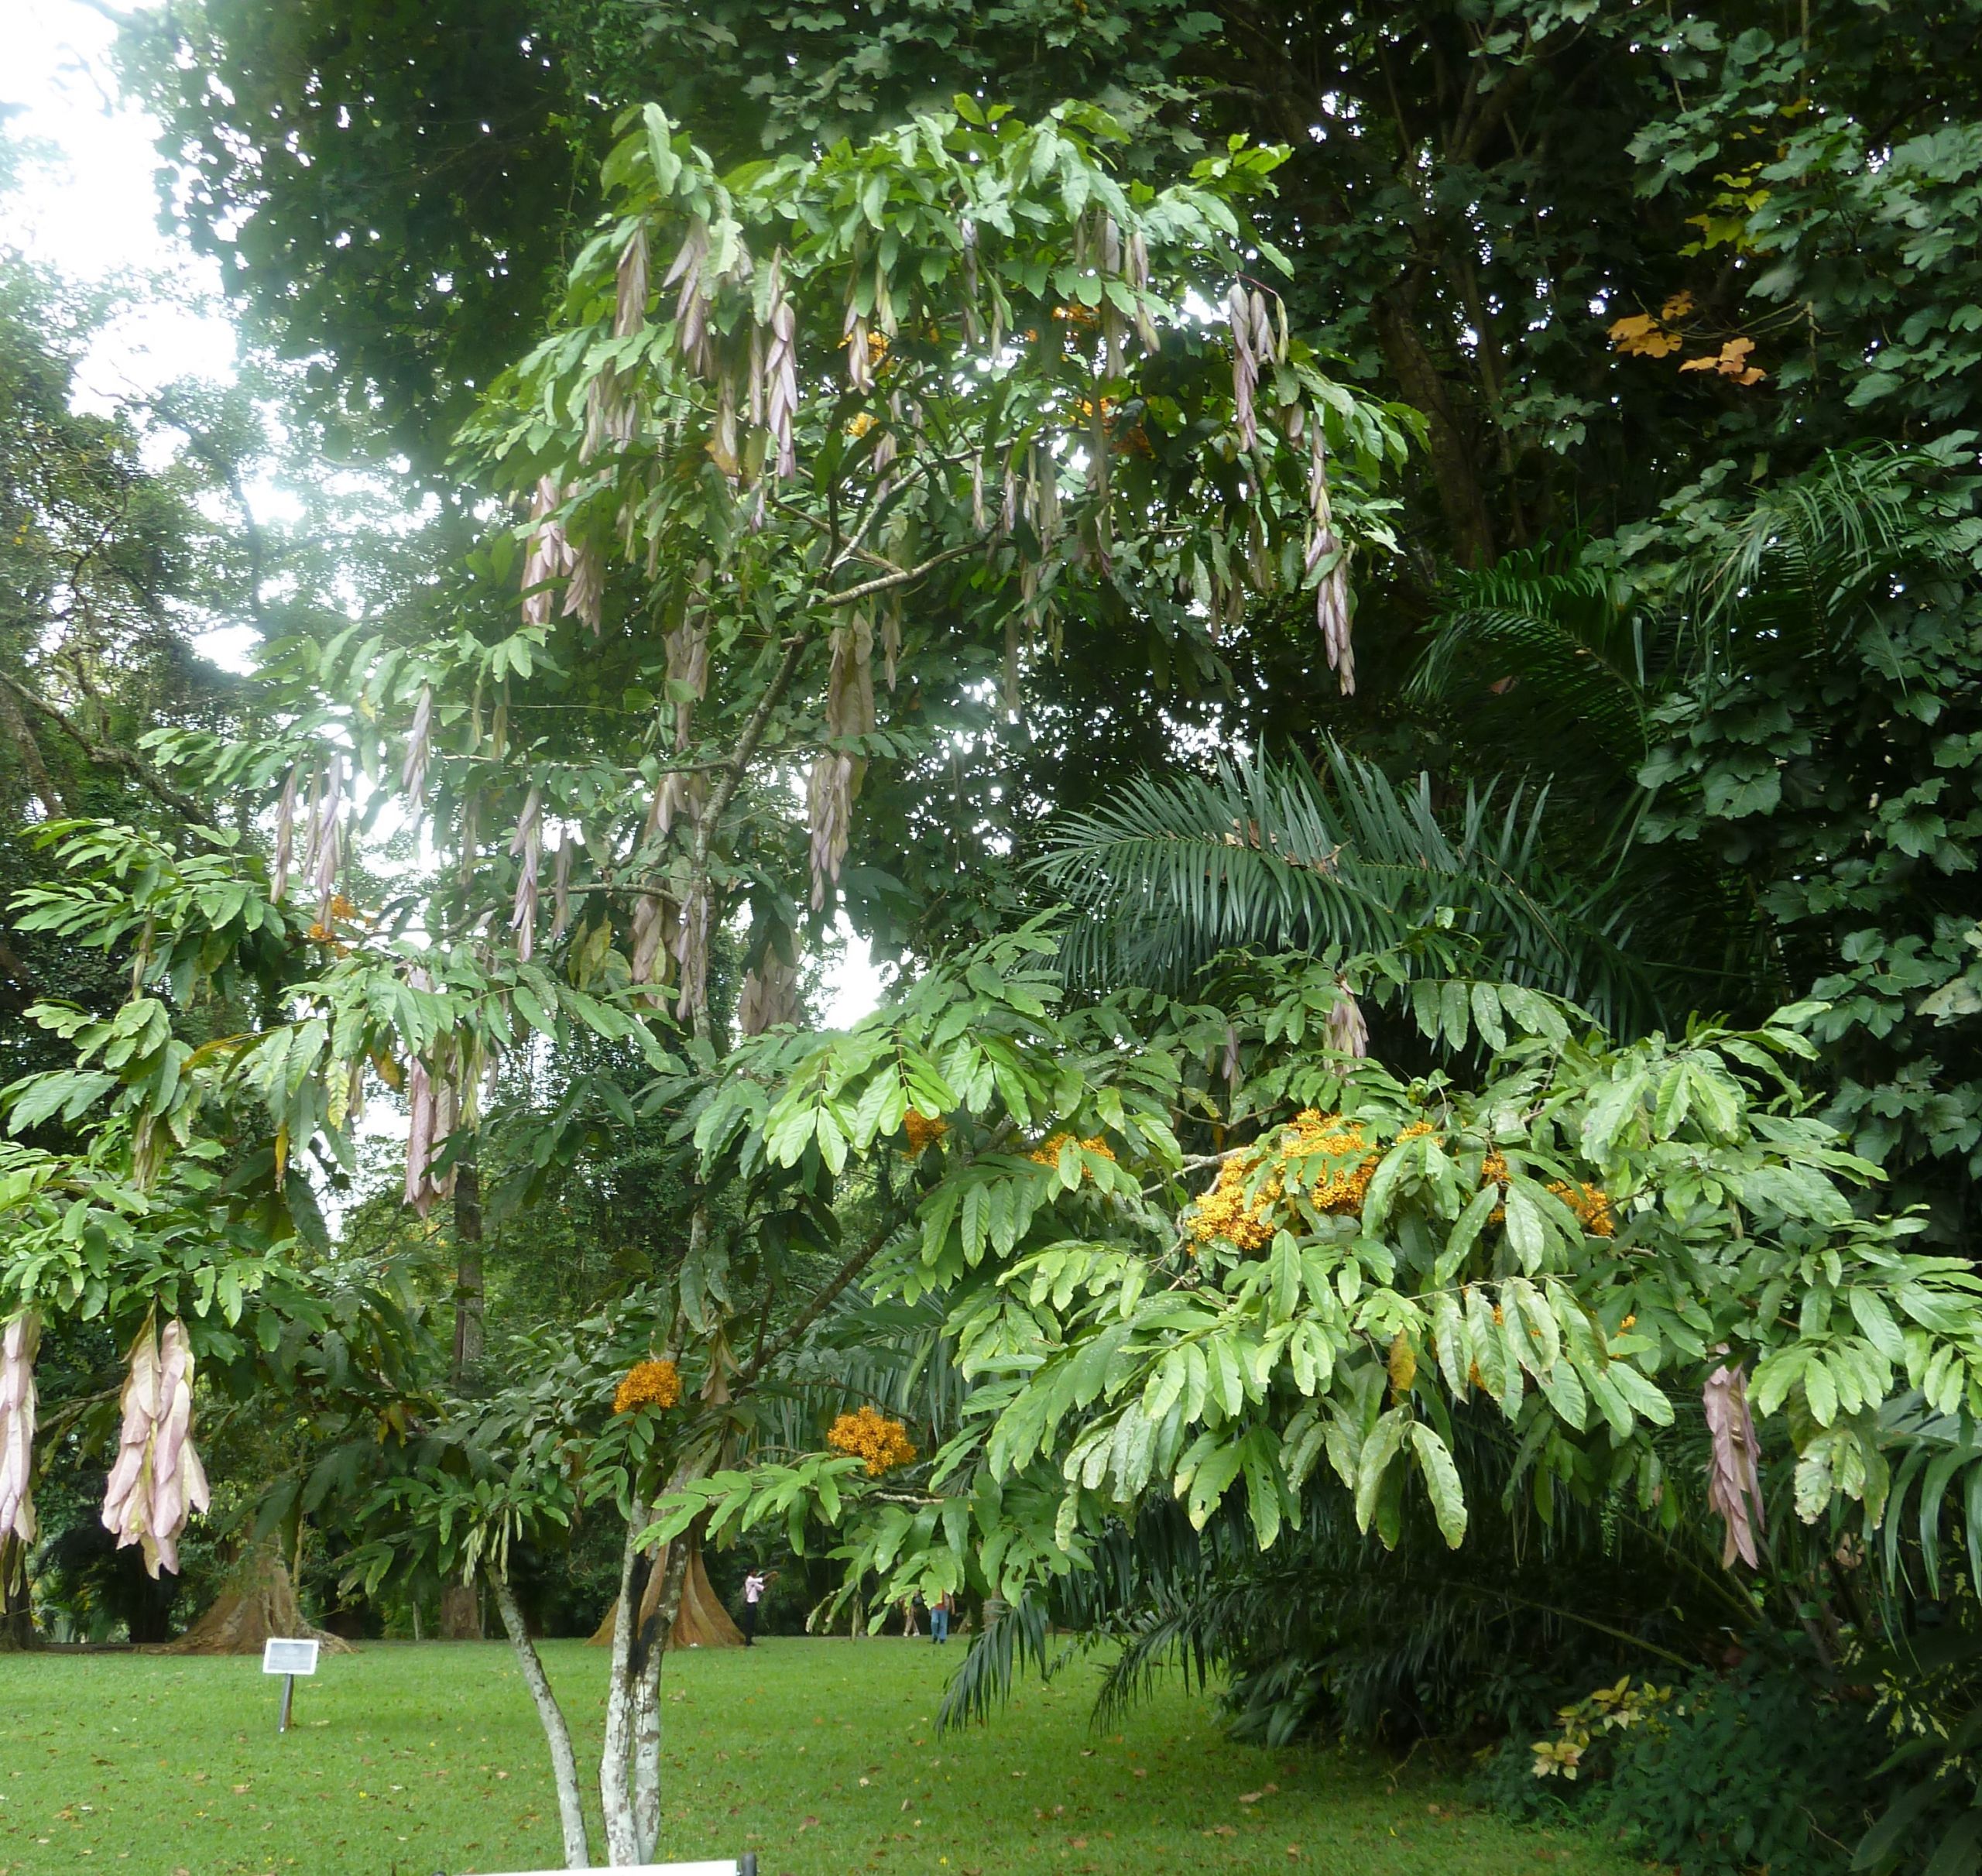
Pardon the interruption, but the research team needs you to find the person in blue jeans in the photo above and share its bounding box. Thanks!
[930,1592,951,1645]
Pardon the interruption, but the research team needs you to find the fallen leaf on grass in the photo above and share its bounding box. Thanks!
[796,1815,821,1831]
[1239,1791,1263,1805]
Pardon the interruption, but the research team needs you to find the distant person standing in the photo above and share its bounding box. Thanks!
[900,1593,921,1638]
[930,1590,951,1645]
[742,1568,770,1647]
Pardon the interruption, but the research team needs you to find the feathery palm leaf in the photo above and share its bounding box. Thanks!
[1035,743,1660,1031]
[1408,543,1658,779]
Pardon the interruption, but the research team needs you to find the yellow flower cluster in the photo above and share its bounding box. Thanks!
[903,1111,948,1154]
[1187,1111,1381,1252]
[1029,1132,1116,1166]
[826,1405,917,1476]
[1480,1151,1613,1236]
[612,1358,682,1415]
[1550,1179,1616,1237]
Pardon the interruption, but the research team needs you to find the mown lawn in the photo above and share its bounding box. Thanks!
[0,1636,1638,1875]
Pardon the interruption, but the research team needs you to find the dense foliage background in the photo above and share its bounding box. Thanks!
[3,4,1981,1872]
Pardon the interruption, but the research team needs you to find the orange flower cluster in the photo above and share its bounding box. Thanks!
[612,1358,682,1415]
[1029,1132,1116,1167]
[826,1405,917,1476]
[1187,1111,1383,1252]
[1550,1180,1616,1237]
[903,1111,948,1154]
[306,895,361,946]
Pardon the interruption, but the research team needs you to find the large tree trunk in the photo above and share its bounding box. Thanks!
[1372,292,1497,571]
[587,1533,742,1651]
[162,1545,351,1655]
[437,1580,483,1640]
[493,1572,591,1869]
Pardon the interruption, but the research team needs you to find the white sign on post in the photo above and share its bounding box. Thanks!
[262,1638,320,1677]
[262,1637,320,1734]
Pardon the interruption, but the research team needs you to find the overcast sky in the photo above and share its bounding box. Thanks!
[5,1,886,1027]
[6,2,236,399]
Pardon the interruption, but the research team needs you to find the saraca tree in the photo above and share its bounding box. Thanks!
[4,100,1410,1866]
[657,929,1982,1702]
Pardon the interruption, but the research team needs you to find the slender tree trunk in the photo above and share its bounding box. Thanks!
[632,1535,694,1861]
[493,1572,591,1870]
[598,1503,647,1864]
[452,1154,485,1381]
[439,1154,489,1642]
[1372,292,1497,571]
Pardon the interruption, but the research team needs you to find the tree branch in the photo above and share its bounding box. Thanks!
[826,544,976,608]
[740,1209,908,1388]
[0,673,214,834]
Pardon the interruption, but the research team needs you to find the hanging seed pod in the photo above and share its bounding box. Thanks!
[1250,289,1276,375]
[550,835,575,944]
[629,884,675,989]
[271,767,298,905]
[763,253,799,480]
[711,374,741,478]
[312,756,344,927]
[970,454,986,534]
[1305,427,1353,694]
[1325,983,1369,1058]
[0,1312,39,1546]
[738,951,800,1035]
[146,1319,207,1576]
[615,224,650,340]
[401,685,433,807]
[805,754,854,914]
[672,878,712,1020]
[458,788,480,885]
[522,478,574,626]
[880,602,901,693]
[403,1055,434,1210]
[581,365,636,462]
[843,300,873,393]
[804,612,879,908]
[746,322,766,430]
[509,787,543,963]
[101,1319,210,1579]
[561,535,604,636]
[664,218,712,372]
[959,218,980,341]
[1226,281,1258,451]
[1703,1358,1765,1569]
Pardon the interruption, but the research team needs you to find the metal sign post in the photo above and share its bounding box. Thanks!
[260,1637,321,1734]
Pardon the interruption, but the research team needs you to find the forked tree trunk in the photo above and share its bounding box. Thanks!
[598,1504,646,1864]
[493,1572,591,1869]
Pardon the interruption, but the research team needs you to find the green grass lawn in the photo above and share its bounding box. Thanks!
[0,1637,1638,1875]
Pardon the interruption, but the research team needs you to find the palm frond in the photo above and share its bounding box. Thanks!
[1035,743,1661,1031]
[1408,544,1655,777]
